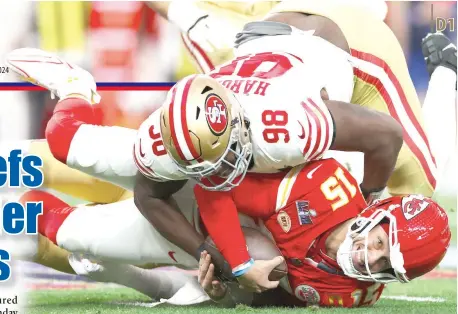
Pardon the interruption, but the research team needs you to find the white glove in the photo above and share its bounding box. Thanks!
[168,1,238,53]
[6,48,101,104]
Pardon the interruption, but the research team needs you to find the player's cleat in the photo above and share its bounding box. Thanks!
[6,48,101,104]
[421,32,457,76]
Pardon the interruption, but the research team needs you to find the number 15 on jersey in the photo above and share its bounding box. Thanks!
[321,167,357,211]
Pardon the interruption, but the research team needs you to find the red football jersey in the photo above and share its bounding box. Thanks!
[195,158,385,307]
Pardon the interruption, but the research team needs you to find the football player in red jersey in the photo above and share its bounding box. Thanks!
[194,158,451,306]
[15,157,449,308]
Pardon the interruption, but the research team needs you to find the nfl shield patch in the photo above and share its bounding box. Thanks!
[296,201,315,225]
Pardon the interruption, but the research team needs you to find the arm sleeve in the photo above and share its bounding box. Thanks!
[194,185,250,270]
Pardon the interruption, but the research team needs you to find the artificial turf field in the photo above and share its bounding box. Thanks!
[25,272,456,314]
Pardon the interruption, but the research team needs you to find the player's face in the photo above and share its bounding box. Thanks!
[215,151,237,178]
[351,224,391,274]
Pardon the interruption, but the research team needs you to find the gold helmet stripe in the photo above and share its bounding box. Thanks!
[169,75,203,164]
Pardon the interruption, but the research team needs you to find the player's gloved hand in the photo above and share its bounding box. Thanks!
[167,1,238,53]
[235,256,284,293]
[6,48,101,104]
[421,32,457,76]
[198,251,228,301]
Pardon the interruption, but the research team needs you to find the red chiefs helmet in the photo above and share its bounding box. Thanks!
[337,194,451,283]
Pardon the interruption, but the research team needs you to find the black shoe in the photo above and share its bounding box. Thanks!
[421,32,457,77]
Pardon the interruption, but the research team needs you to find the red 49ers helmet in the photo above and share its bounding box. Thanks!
[337,194,451,283]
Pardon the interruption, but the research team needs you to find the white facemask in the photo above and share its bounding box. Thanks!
[336,206,409,284]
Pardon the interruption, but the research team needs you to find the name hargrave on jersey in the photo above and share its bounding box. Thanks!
[134,33,354,181]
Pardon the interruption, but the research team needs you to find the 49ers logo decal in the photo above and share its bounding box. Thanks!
[205,94,228,136]
[401,194,430,220]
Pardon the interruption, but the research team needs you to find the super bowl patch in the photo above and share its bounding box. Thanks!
[296,201,316,225]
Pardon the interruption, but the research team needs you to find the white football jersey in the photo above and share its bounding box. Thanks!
[209,30,354,173]
[135,30,354,179]
[134,109,187,181]
[234,28,354,102]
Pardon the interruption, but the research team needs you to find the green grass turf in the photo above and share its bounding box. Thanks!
[25,277,456,314]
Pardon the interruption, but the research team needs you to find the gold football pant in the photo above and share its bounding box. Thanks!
[271,1,437,197]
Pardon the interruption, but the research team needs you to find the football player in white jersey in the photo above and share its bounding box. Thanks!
[133,14,405,292]
[6,43,402,292]
[4,25,404,293]
[133,6,455,292]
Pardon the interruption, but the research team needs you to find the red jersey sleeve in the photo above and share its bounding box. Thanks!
[194,185,251,269]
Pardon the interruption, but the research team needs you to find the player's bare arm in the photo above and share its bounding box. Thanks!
[325,99,404,201]
[133,173,204,259]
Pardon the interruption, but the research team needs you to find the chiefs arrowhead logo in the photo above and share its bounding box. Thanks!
[205,94,228,136]
[401,195,430,220]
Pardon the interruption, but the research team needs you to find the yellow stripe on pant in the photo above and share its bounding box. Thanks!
[270,1,437,197]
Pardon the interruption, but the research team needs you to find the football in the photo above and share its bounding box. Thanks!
[204,226,288,281]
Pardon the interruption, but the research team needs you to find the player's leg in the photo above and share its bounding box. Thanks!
[16,192,200,302]
[69,255,203,301]
[268,1,437,197]
[17,190,200,299]
[339,10,438,197]
[7,49,139,192]
[0,139,131,203]
[35,139,131,203]
[26,189,199,268]
[421,32,457,177]
[33,234,76,274]
[45,96,139,192]
[283,4,437,197]
[179,1,276,73]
